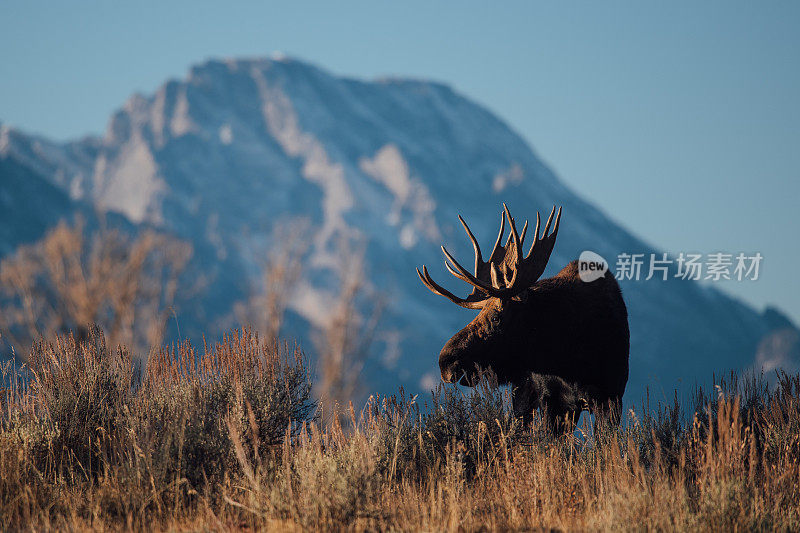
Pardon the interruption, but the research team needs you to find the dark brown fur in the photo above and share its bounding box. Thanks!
[439,260,630,426]
[513,373,595,431]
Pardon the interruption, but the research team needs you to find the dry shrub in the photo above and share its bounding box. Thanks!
[233,222,385,419]
[140,329,315,488]
[0,326,315,530]
[313,237,384,420]
[235,218,311,344]
[0,218,191,359]
[217,370,800,531]
[2,332,800,531]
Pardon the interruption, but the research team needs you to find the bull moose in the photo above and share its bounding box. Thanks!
[416,205,629,428]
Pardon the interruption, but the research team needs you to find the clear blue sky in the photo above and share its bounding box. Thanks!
[2,1,798,323]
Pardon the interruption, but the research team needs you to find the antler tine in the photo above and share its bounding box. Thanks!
[542,205,557,237]
[441,246,499,295]
[501,263,513,286]
[503,203,523,268]
[527,210,541,258]
[488,210,506,263]
[417,266,442,296]
[490,263,502,289]
[551,206,562,239]
[444,258,485,289]
[488,262,519,290]
[416,266,484,309]
[503,218,528,250]
[517,205,563,288]
[442,243,519,295]
[457,214,482,273]
[501,255,519,287]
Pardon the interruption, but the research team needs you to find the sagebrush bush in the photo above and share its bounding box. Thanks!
[2,329,800,531]
[362,377,521,484]
[0,326,316,529]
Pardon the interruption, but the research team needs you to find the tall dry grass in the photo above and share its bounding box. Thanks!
[1,327,799,531]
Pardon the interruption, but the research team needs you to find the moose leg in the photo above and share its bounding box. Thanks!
[511,385,536,427]
[512,375,546,428]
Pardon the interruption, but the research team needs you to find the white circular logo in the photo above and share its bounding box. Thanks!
[578,250,608,282]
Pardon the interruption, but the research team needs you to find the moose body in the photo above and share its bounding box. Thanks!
[417,205,629,427]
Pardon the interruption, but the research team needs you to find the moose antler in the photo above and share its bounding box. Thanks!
[417,204,562,308]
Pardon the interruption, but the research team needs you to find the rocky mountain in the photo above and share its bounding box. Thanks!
[1,57,795,403]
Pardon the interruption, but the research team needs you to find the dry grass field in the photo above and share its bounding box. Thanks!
[1,328,799,531]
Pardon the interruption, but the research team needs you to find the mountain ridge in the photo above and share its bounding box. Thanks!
[1,56,795,401]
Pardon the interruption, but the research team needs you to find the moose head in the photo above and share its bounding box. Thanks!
[417,204,561,386]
